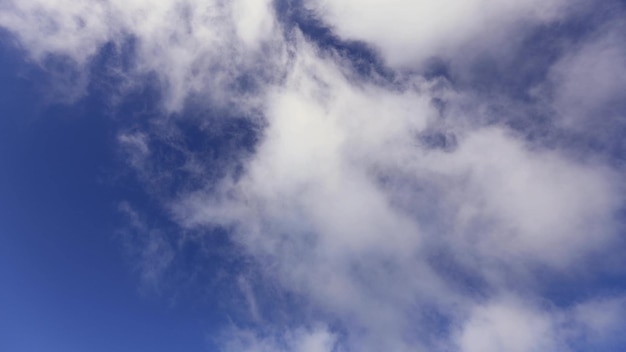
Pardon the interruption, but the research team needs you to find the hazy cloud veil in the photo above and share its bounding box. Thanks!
[3,0,626,351]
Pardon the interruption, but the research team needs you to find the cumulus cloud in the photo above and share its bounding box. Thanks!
[170,33,624,350]
[454,295,626,352]
[3,0,626,351]
[0,0,285,110]
[456,298,560,352]
[305,0,568,67]
[428,128,620,268]
[547,16,626,129]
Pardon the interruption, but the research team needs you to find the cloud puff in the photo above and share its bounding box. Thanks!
[428,128,620,268]
[3,0,626,351]
[219,326,338,352]
[547,16,626,130]
[0,0,283,110]
[455,296,626,352]
[456,298,560,352]
[305,0,568,67]
[171,31,624,351]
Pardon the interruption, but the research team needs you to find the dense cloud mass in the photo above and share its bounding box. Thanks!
[3,0,626,351]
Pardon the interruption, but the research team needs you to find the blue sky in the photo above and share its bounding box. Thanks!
[1,1,626,351]
[0,43,215,351]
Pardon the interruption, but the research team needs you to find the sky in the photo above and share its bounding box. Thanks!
[1,0,626,351]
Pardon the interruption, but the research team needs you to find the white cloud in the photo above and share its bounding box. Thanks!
[547,17,626,129]
[219,326,338,352]
[117,202,176,289]
[456,298,560,352]
[4,0,626,351]
[456,295,626,352]
[238,275,263,323]
[0,0,285,110]
[305,0,567,67]
[118,132,150,170]
[0,0,114,63]
[566,297,626,342]
[232,0,276,49]
[171,35,624,350]
[427,128,620,268]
